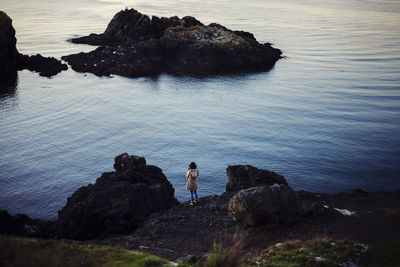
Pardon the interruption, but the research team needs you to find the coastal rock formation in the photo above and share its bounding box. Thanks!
[0,210,54,237]
[227,167,321,226]
[99,192,239,259]
[0,11,18,80]
[57,153,178,240]
[18,54,68,77]
[2,158,400,262]
[0,11,67,80]
[0,210,37,236]
[62,8,282,77]
[226,165,288,192]
[228,184,305,226]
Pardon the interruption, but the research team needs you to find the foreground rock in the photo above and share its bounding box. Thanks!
[57,153,178,240]
[0,210,54,237]
[96,192,238,259]
[2,159,399,262]
[228,184,320,226]
[0,210,38,236]
[226,165,288,192]
[0,11,67,80]
[62,8,282,77]
[99,189,400,261]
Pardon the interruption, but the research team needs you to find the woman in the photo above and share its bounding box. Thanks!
[186,162,200,206]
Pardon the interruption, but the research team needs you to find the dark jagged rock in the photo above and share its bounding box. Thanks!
[0,210,55,237]
[0,11,18,80]
[228,184,307,226]
[0,11,67,80]
[100,192,239,259]
[17,54,68,77]
[56,153,179,240]
[62,8,282,77]
[0,210,36,235]
[226,167,320,226]
[1,158,400,262]
[226,165,288,192]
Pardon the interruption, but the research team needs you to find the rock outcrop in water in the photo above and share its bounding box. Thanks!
[0,11,18,80]
[17,54,68,77]
[62,8,282,77]
[0,11,67,80]
[56,153,179,240]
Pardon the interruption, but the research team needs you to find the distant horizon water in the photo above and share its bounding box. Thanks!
[0,0,399,220]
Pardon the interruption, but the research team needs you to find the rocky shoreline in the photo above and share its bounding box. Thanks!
[1,153,399,263]
[1,8,281,80]
[62,8,282,78]
[0,11,67,81]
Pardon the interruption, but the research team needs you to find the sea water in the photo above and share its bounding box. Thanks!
[0,0,399,220]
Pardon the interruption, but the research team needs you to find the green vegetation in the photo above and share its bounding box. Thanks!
[205,242,241,267]
[250,238,368,267]
[362,240,400,267]
[2,235,399,267]
[248,238,400,267]
[176,241,242,267]
[193,237,400,267]
[0,235,170,267]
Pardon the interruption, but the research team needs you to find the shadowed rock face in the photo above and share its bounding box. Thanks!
[57,153,179,240]
[62,8,282,77]
[226,166,321,226]
[0,11,18,80]
[228,184,306,226]
[0,11,67,80]
[226,165,288,192]
[0,210,37,236]
[17,54,68,77]
[0,210,55,237]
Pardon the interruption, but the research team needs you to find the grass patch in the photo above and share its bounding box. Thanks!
[250,238,368,267]
[0,235,170,267]
[362,240,400,267]
[203,233,245,267]
[179,237,400,267]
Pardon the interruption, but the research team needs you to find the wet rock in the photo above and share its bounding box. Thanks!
[226,165,288,192]
[56,153,179,240]
[62,8,282,77]
[0,11,67,80]
[17,54,68,77]
[228,184,312,226]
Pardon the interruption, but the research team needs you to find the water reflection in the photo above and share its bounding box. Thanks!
[0,75,19,113]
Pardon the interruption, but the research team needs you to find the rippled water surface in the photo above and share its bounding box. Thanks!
[1,0,400,219]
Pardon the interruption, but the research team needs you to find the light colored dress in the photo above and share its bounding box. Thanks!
[186,168,199,190]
